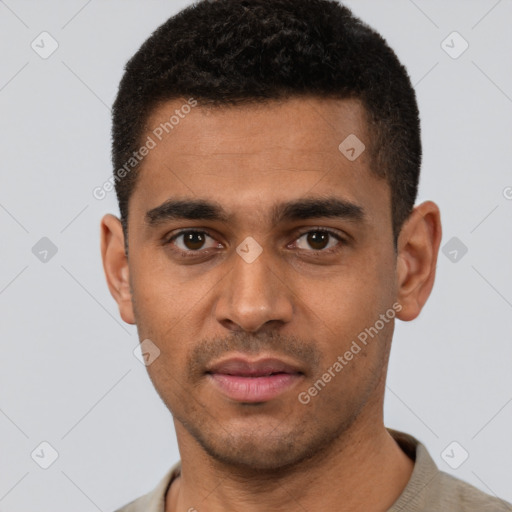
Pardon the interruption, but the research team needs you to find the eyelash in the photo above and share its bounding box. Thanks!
[164,227,346,258]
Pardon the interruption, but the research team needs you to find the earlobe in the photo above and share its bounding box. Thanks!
[395,201,442,322]
[100,214,136,325]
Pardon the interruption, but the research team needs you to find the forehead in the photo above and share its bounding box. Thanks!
[129,97,389,229]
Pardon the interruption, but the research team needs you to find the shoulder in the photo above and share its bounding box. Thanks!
[434,470,512,511]
[387,429,511,512]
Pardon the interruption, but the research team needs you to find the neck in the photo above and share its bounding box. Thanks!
[166,416,414,512]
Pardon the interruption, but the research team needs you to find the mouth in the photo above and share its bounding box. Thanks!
[206,356,304,403]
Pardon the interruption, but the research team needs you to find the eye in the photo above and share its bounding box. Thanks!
[293,229,344,252]
[167,230,220,253]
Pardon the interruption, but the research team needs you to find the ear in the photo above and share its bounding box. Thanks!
[395,201,442,321]
[100,214,135,325]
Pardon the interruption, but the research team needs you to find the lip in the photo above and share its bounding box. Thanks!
[206,356,304,403]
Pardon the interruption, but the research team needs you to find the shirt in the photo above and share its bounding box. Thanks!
[114,429,512,511]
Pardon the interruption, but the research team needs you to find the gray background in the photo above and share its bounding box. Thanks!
[1,0,511,510]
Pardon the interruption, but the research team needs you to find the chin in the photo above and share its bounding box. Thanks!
[203,441,308,471]
[184,415,339,473]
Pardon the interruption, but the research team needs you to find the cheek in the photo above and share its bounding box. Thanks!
[302,270,385,333]
[129,256,218,370]
[145,358,191,415]
[297,252,396,363]
[130,253,204,330]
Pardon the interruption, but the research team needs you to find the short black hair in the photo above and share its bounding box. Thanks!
[112,0,421,246]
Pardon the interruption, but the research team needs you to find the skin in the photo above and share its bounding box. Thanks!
[101,97,442,512]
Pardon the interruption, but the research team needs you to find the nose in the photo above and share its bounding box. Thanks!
[214,245,294,333]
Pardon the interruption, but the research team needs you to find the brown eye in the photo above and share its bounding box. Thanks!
[169,231,218,252]
[306,232,329,250]
[183,232,206,250]
[294,229,342,252]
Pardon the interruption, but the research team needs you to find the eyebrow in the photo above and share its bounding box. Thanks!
[145,197,365,226]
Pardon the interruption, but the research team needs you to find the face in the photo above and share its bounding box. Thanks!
[102,97,438,471]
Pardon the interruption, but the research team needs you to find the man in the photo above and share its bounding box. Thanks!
[101,0,511,510]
